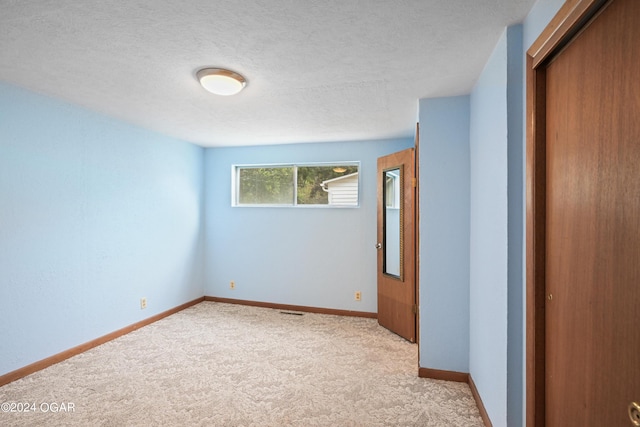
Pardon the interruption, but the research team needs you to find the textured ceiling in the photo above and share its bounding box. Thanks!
[0,0,535,147]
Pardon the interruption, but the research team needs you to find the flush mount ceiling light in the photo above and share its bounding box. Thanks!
[333,167,347,173]
[197,68,246,96]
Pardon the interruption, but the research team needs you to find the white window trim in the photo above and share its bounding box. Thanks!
[231,161,361,208]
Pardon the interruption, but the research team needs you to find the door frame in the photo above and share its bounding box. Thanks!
[526,0,611,425]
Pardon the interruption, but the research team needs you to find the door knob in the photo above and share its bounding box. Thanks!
[375,243,382,249]
[629,402,640,426]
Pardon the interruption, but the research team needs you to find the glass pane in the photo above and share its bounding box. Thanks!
[384,168,401,277]
[238,167,294,205]
[298,165,359,205]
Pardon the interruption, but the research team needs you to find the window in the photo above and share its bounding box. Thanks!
[385,170,400,209]
[233,163,359,207]
[237,166,294,205]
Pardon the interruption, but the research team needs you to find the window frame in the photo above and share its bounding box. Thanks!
[231,161,361,208]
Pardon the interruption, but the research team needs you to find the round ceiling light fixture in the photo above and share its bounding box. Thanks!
[197,68,246,96]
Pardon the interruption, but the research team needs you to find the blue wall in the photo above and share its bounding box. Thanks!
[468,26,525,426]
[203,139,412,313]
[418,96,470,373]
[469,29,509,425]
[0,82,205,377]
[506,24,524,427]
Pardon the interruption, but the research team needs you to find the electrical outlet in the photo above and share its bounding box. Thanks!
[355,291,361,301]
[230,281,235,290]
[140,297,147,309]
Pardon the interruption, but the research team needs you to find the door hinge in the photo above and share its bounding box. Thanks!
[412,304,418,314]
[412,177,417,187]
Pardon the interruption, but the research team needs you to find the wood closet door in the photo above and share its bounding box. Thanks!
[544,0,640,424]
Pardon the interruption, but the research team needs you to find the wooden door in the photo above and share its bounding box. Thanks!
[527,0,640,425]
[377,148,416,342]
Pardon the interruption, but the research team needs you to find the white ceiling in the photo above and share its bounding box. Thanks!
[0,0,535,147]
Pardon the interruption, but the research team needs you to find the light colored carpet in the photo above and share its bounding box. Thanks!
[0,302,483,426]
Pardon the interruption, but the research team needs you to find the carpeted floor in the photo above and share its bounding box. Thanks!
[0,302,483,426]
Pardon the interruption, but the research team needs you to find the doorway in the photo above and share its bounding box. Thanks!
[377,147,417,342]
[526,0,640,425]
